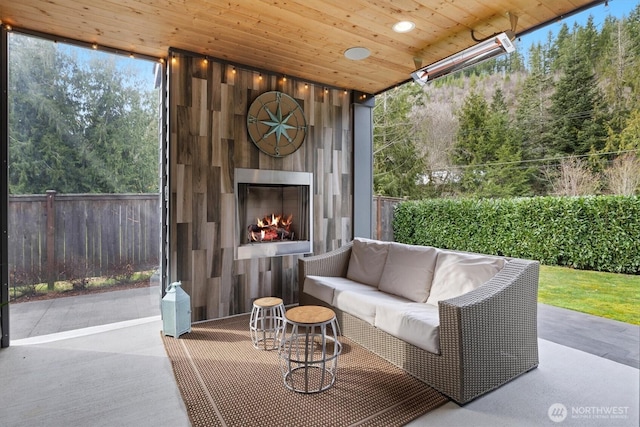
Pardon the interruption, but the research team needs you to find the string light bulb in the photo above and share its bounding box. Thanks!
[258,73,263,80]
[92,43,98,50]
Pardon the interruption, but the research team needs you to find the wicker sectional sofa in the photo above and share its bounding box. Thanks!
[298,238,540,404]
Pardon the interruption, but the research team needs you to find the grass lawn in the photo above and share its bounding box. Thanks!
[538,265,640,325]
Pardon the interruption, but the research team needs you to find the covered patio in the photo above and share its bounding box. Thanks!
[1,291,638,425]
[1,0,638,425]
[2,0,621,333]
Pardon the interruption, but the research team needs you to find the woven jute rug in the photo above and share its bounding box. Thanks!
[162,314,448,427]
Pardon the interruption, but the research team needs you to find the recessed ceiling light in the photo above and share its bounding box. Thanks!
[393,21,415,33]
[344,47,371,60]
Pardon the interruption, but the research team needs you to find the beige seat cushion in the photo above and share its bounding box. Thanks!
[426,250,506,305]
[377,242,438,303]
[375,302,441,354]
[304,275,374,305]
[346,237,390,287]
[333,288,406,325]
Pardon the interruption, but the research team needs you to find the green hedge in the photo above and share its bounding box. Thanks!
[393,196,640,274]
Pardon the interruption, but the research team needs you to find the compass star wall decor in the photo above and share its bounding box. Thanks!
[247,91,307,157]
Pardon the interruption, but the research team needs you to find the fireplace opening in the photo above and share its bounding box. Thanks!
[235,169,313,259]
[241,184,309,243]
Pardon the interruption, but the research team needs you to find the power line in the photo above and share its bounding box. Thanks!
[419,149,639,173]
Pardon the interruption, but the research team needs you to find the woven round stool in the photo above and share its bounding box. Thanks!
[278,305,342,393]
[249,297,286,350]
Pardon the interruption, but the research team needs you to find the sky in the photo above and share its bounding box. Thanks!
[517,0,639,53]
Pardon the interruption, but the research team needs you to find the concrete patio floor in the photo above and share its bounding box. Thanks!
[8,284,162,340]
[1,287,638,426]
[8,285,639,368]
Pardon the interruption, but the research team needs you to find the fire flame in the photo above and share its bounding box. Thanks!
[248,213,294,242]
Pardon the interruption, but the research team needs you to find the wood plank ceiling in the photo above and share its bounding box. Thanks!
[0,0,605,94]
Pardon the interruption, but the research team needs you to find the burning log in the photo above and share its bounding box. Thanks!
[248,213,295,242]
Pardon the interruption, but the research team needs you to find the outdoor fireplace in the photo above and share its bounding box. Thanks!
[235,168,313,260]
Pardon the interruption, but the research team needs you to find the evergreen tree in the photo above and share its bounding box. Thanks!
[450,89,531,198]
[549,24,570,71]
[605,4,640,160]
[373,7,640,200]
[608,109,640,153]
[9,35,82,193]
[599,16,636,138]
[548,27,607,156]
[504,50,526,73]
[578,16,601,67]
[8,33,160,194]
[79,56,159,193]
[454,91,490,164]
[373,85,426,198]
[453,91,491,194]
[479,90,531,197]
[516,43,554,163]
[625,3,640,57]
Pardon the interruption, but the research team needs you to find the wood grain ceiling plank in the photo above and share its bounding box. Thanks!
[182,35,386,91]
[409,2,501,56]
[2,0,603,94]
[20,1,406,88]
[232,0,477,74]
[184,18,410,86]
[490,0,588,34]
[6,0,365,80]
[446,0,514,36]
[296,0,466,56]
[296,0,456,32]
[184,3,418,85]
[262,1,488,67]
[5,2,172,40]
[3,4,170,56]
[186,0,419,63]
[189,40,388,91]
[355,0,499,60]
[283,2,428,51]
[138,1,362,62]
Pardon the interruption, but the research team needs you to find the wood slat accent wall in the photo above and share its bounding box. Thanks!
[169,51,353,322]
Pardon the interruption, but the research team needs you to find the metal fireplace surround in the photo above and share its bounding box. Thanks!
[234,168,313,260]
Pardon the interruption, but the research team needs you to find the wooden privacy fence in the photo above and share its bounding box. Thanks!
[371,195,404,242]
[9,192,398,287]
[9,192,160,287]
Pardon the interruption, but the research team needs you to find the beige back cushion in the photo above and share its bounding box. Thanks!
[346,238,390,287]
[426,250,506,305]
[378,242,439,303]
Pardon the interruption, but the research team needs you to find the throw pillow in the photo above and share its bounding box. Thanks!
[377,242,439,303]
[346,237,390,287]
[426,250,506,305]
